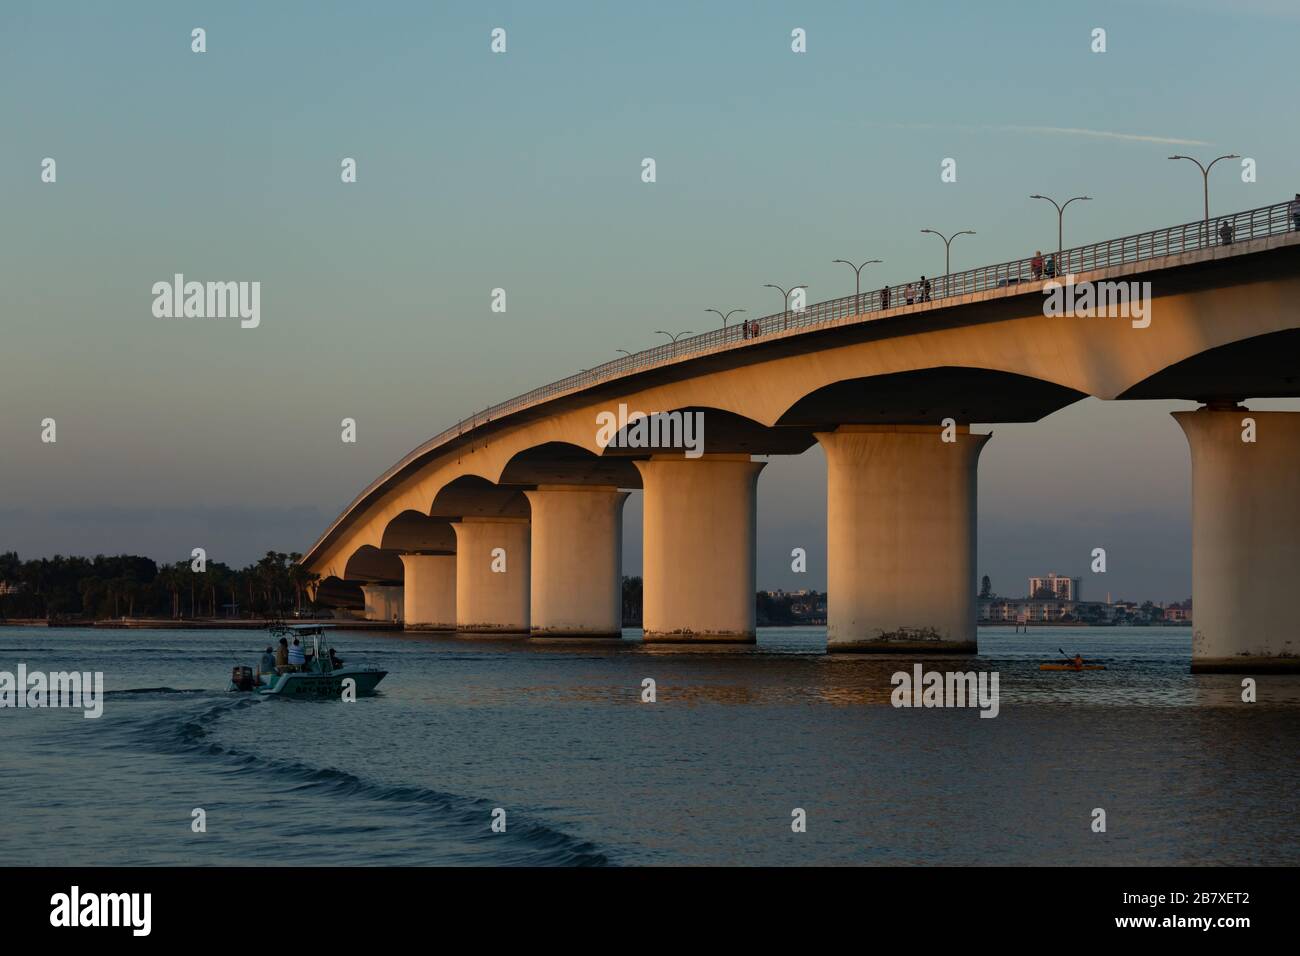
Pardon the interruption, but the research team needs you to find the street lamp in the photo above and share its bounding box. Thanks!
[832,258,882,315]
[616,349,633,357]
[1029,194,1090,276]
[705,308,746,330]
[655,330,692,354]
[1168,153,1240,245]
[919,229,975,298]
[763,283,808,330]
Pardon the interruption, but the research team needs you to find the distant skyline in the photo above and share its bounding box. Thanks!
[3,0,1297,603]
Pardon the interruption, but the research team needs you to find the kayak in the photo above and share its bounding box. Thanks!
[1039,663,1106,671]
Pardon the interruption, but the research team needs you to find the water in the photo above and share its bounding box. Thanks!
[1,626,1297,866]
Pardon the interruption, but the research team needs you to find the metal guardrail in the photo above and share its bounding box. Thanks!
[435,198,1299,447]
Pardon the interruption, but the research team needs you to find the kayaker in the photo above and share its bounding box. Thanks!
[1072,654,1084,671]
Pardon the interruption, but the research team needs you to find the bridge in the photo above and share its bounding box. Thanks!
[301,199,1300,672]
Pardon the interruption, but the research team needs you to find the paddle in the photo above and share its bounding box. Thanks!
[1059,647,1085,667]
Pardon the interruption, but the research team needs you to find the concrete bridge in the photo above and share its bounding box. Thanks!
[301,200,1300,672]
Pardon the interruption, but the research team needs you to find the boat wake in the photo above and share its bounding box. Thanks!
[126,695,611,866]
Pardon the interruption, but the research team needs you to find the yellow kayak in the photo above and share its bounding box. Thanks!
[1039,663,1106,671]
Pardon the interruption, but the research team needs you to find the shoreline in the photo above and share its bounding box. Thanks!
[0,618,402,630]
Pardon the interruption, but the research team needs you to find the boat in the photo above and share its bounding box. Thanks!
[1039,662,1107,671]
[228,624,387,698]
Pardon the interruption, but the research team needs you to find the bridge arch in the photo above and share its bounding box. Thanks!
[600,405,815,458]
[1117,328,1300,402]
[775,366,1088,428]
[499,441,640,487]
[342,544,404,583]
[379,510,456,553]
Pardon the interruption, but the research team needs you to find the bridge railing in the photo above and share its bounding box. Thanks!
[440,199,1298,446]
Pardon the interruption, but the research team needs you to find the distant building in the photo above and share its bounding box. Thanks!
[1028,573,1081,602]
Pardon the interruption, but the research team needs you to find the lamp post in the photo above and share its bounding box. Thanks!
[763,283,808,331]
[832,259,882,315]
[1168,153,1240,246]
[705,308,746,331]
[1029,194,1090,275]
[919,229,975,298]
[655,330,692,355]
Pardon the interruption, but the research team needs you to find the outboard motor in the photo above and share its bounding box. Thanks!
[230,665,255,692]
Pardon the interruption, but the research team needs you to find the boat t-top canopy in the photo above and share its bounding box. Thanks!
[269,623,336,637]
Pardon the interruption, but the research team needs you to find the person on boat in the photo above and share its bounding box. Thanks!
[275,637,289,670]
[328,647,344,669]
[258,646,276,675]
[1072,654,1084,671]
[288,637,306,671]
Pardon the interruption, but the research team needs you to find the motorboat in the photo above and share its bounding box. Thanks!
[228,624,387,698]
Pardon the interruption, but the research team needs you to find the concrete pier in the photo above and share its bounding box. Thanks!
[360,584,404,623]
[451,517,530,634]
[817,424,988,653]
[398,553,456,630]
[634,454,765,643]
[524,485,629,639]
[1175,408,1300,672]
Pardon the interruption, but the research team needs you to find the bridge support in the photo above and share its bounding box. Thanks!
[816,424,988,653]
[450,517,530,634]
[398,553,456,630]
[634,454,765,643]
[360,584,404,623]
[524,485,629,639]
[1175,408,1300,672]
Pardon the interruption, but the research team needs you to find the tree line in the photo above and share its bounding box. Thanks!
[0,551,319,621]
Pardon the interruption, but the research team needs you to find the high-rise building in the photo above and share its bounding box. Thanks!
[1028,573,1081,602]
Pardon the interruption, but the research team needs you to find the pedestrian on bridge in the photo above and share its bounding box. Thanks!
[905,282,915,305]
[1031,250,1044,279]
[880,285,891,309]
[1291,193,1300,231]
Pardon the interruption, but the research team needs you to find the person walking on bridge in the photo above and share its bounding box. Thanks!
[1031,250,1044,279]
[880,285,891,309]
[1291,193,1300,231]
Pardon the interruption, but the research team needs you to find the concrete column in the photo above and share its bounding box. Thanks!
[451,517,530,633]
[634,454,765,643]
[816,424,989,653]
[399,553,456,630]
[1174,408,1300,672]
[524,485,629,639]
[361,584,404,623]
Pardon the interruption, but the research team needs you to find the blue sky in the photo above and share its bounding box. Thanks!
[2,0,1297,600]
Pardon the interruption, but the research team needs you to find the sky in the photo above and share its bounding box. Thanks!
[2,0,1297,602]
